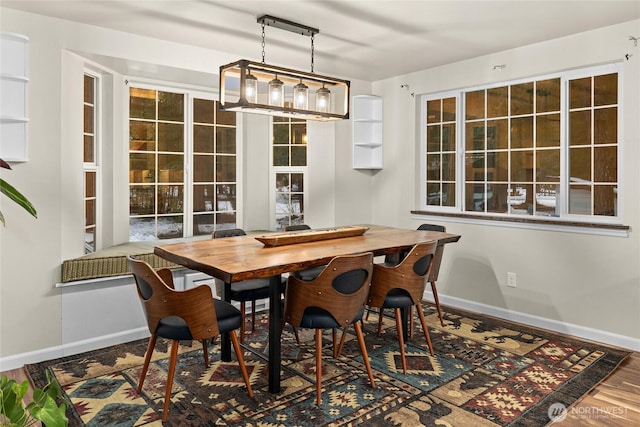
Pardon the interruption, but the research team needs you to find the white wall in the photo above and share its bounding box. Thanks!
[371,20,640,343]
[1,8,638,369]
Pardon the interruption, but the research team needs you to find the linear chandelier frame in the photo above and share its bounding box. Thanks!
[219,15,350,121]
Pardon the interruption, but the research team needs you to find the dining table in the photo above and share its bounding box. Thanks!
[154,224,461,393]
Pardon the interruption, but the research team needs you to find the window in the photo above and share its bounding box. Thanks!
[273,115,307,230]
[420,64,620,224]
[129,86,237,240]
[83,73,98,253]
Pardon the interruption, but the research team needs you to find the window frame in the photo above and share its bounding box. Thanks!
[83,69,101,253]
[417,63,625,234]
[127,79,242,240]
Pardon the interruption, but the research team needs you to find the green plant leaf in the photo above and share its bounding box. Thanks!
[30,395,68,427]
[0,178,37,223]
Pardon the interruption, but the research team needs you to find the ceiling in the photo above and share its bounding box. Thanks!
[3,0,639,81]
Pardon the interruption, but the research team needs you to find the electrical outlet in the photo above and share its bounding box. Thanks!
[507,272,517,288]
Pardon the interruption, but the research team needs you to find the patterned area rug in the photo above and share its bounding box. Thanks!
[26,303,631,426]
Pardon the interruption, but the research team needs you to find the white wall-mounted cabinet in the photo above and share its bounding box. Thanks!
[352,95,382,170]
[0,32,29,162]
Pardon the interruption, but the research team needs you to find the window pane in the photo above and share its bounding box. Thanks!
[594,73,617,106]
[535,184,558,215]
[442,97,456,121]
[427,182,441,206]
[194,125,214,153]
[85,199,95,227]
[157,216,183,239]
[193,184,215,212]
[442,182,455,207]
[487,119,508,150]
[216,104,236,126]
[158,154,183,183]
[158,123,183,152]
[427,125,440,152]
[216,184,236,212]
[442,123,455,151]
[130,121,156,151]
[594,107,617,144]
[85,171,96,198]
[536,114,560,147]
[427,154,440,181]
[158,92,183,121]
[427,99,441,123]
[442,153,456,181]
[84,135,94,163]
[216,128,236,154]
[273,124,289,144]
[292,124,307,145]
[273,146,289,166]
[84,75,94,103]
[466,124,484,151]
[487,86,508,118]
[216,155,236,181]
[465,90,484,120]
[216,211,237,228]
[488,151,508,182]
[487,183,509,213]
[129,153,155,183]
[130,88,156,119]
[129,186,155,215]
[84,104,94,134]
[536,78,560,113]
[569,110,591,146]
[193,213,215,235]
[594,185,616,216]
[158,185,183,214]
[594,146,617,183]
[569,185,591,215]
[511,117,533,149]
[465,153,485,181]
[194,98,215,124]
[465,182,486,212]
[536,149,560,182]
[129,217,156,241]
[508,184,533,215]
[570,147,591,181]
[510,150,533,182]
[511,82,534,116]
[291,173,304,192]
[193,154,214,182]
[291,146,306,166]
[569,77,591,109]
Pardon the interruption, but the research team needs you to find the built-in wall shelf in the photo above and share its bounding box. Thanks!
[1,32,29,162]
[352,95,382,170]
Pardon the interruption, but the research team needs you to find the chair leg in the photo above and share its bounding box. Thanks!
[415,303,435,356]
[201,339,210,367]
[229,330,254,397]
[394,308,407,374]
[430,281,445,327]
[315,329,323,405]
[336,326,348,357]
[162,340,180,422]
[409,306,414,339]
[354,321,375,388]
[240,301,246,344]
[138,334,157,393]
[251,299,256,331]
[377,308,384,336]
[332,328,338,358]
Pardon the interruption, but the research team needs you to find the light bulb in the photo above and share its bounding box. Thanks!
[294,80,308,110]
[268,76,284,107]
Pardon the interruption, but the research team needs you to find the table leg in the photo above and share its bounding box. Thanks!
[221,281,232,361]
[268,274,282,393]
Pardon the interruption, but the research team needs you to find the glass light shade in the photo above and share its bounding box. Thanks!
[268,76,284,107]
[244,73,258,103]
[316,86,331,113]
[294,81,309,110]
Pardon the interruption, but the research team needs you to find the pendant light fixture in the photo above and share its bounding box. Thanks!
[219,15,350,121]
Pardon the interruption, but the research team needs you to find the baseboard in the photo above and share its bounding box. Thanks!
[426,291,640,352]
[0,327,149,372]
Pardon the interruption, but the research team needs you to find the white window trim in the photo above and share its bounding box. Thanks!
[83,68,101,252]
[417,63,624,234]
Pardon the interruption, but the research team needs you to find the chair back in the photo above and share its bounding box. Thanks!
[128,256,220,340]
[213,228,246,238]
[369,241,437,308]
[284,224,311,232]
[417,224,446,232]
[285,252,374,328]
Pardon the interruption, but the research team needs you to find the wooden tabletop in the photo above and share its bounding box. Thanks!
[154,224,461,283]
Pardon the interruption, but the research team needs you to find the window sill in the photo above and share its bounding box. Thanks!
[410,210,630,237]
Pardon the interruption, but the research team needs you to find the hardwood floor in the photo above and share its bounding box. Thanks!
[2,352,639,425]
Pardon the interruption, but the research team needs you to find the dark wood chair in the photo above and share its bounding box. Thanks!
[284,252,376,405]
[212,228,271,343]
[368,241,437,374]
[128,256,253,422]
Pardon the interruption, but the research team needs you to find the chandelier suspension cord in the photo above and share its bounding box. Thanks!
[261,21,266,63]
[310,33,315,73]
